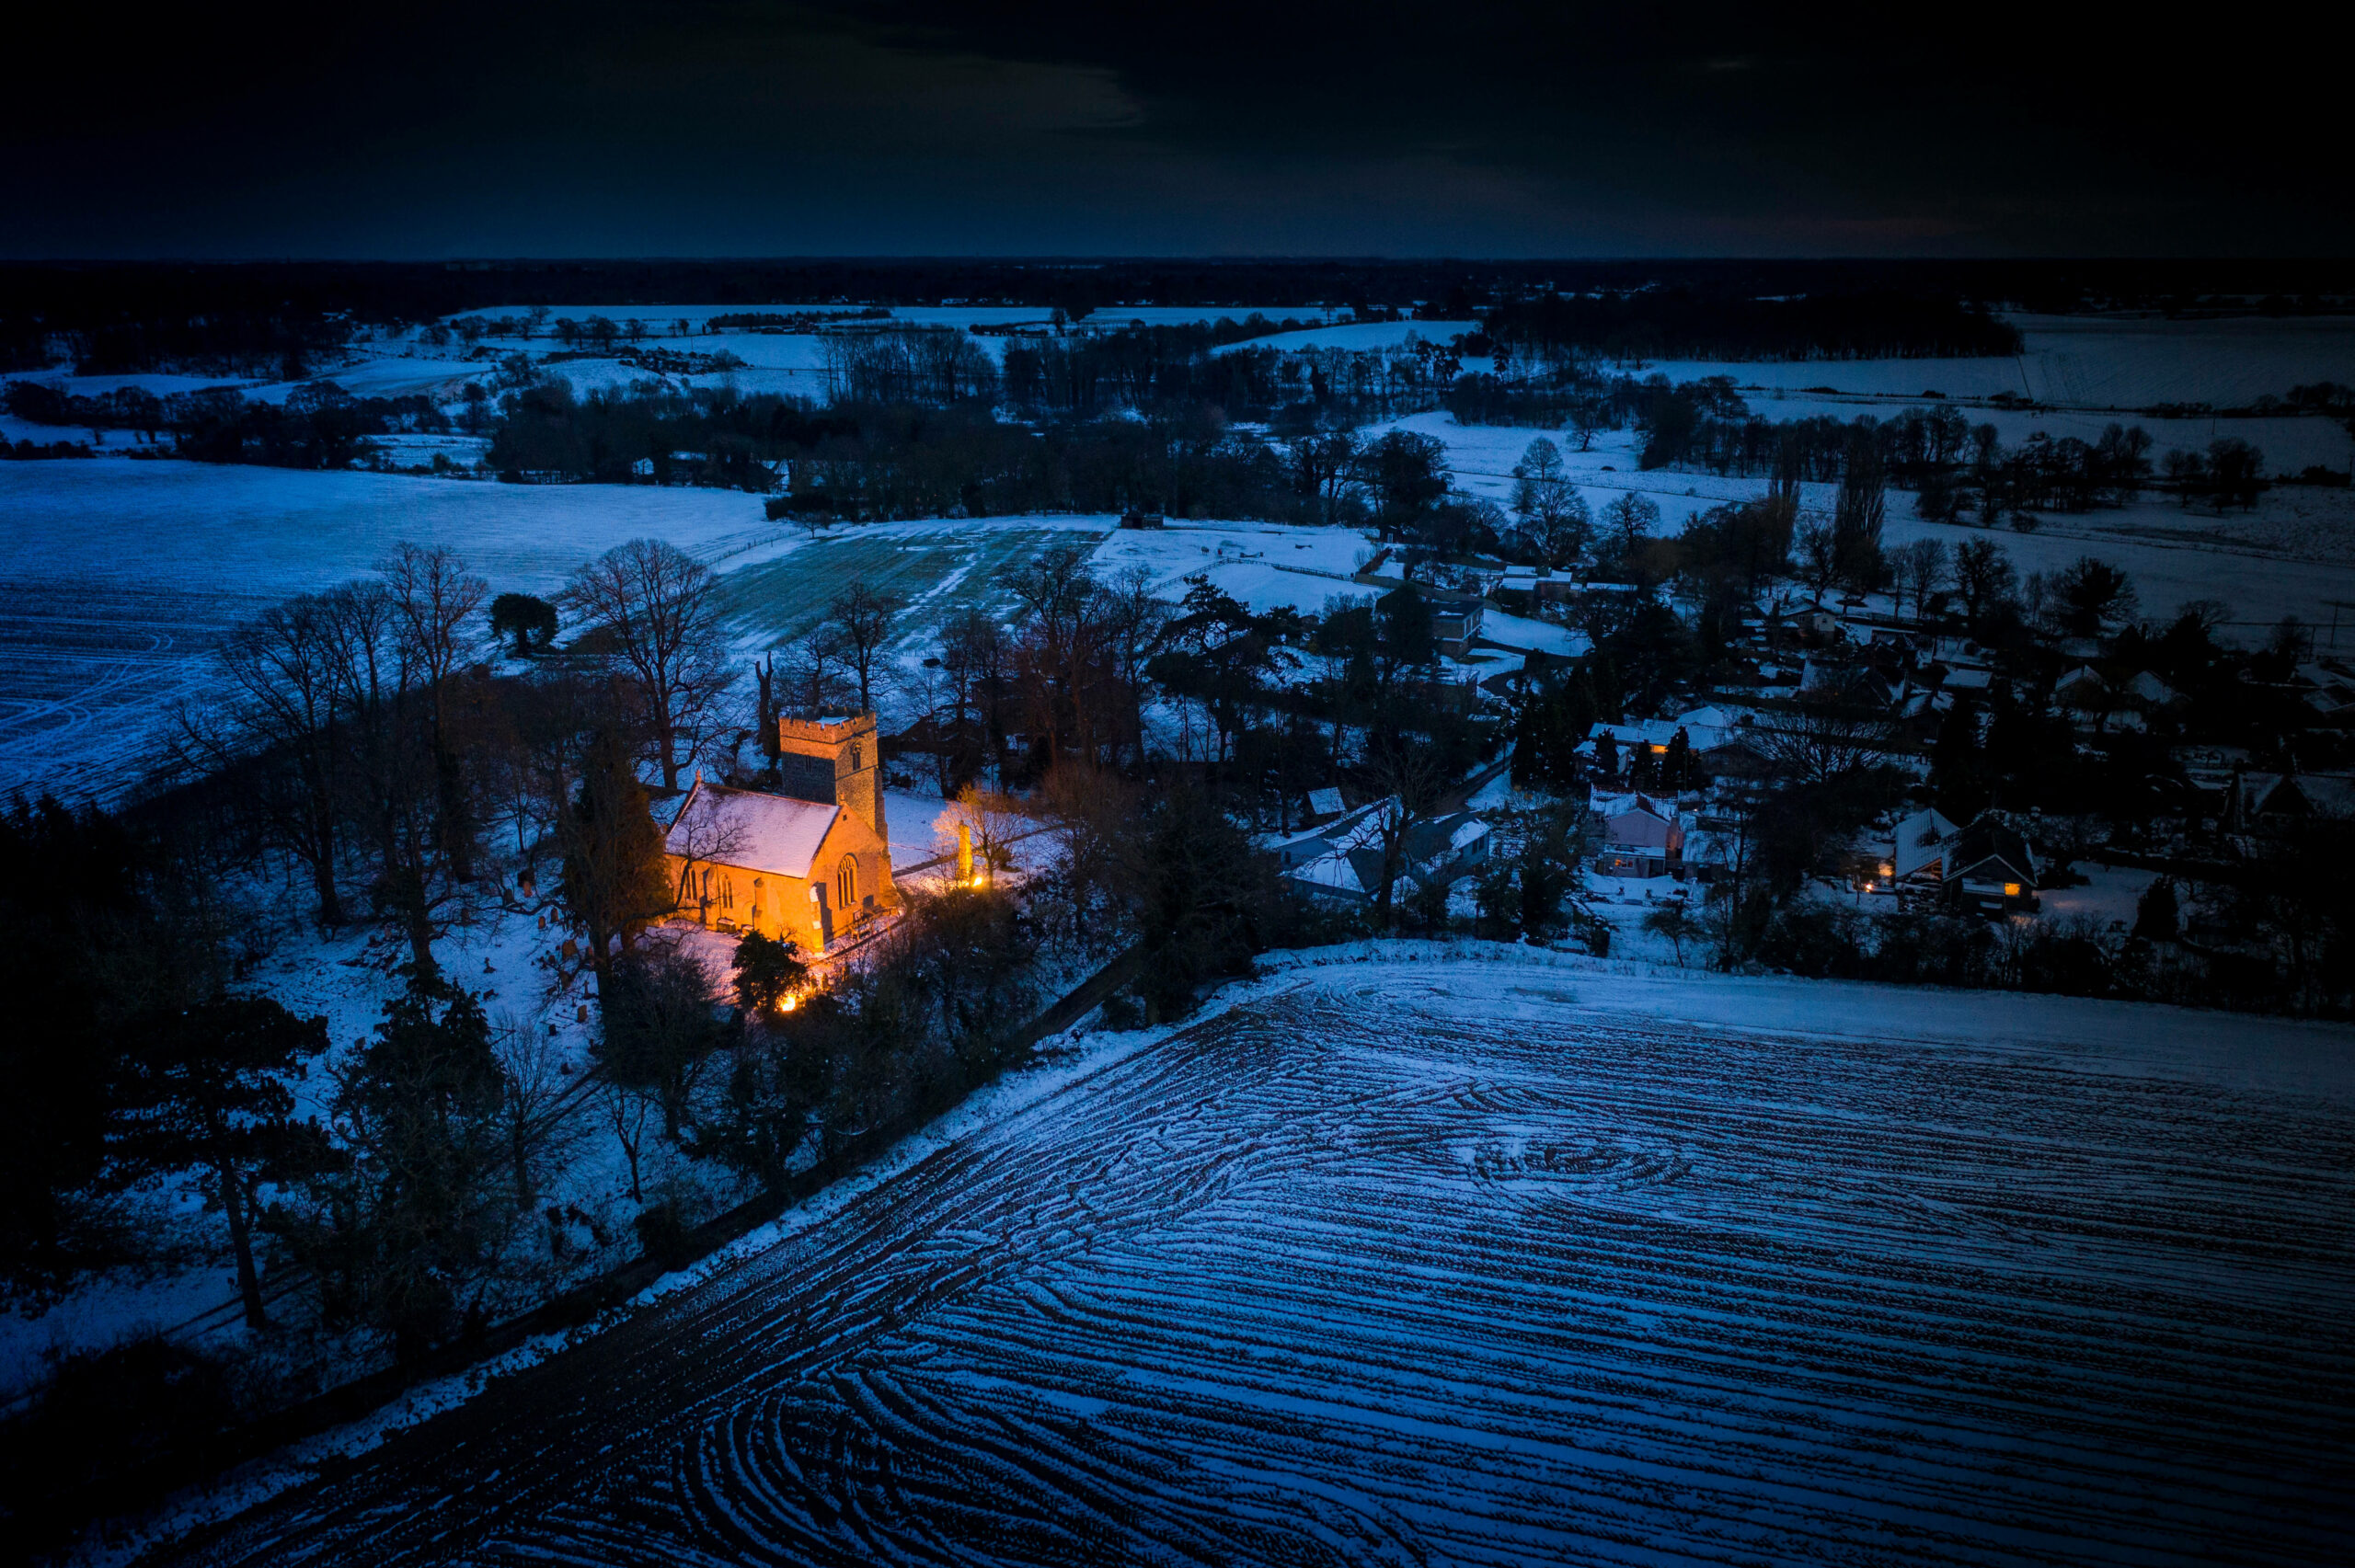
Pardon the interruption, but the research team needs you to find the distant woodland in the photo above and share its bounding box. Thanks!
[7,258,2355,376]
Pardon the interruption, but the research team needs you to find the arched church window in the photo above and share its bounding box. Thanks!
[836,856,856,910]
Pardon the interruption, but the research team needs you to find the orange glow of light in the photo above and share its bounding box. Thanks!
[2004,882,2022,898]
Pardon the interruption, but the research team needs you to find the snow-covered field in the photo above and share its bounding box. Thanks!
[11,306,2355,803]
[1213,318,1478,354]
[0,463,772,801]
[719,516,1113,658]
[1639,313,2355,412]
[146,949,2355,1566]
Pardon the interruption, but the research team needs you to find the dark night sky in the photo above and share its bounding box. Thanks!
[4,3,2342,258]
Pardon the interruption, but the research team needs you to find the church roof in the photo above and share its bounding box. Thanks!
[665,780,841,879]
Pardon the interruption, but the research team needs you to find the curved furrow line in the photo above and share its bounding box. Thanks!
[167,965,2355,1567]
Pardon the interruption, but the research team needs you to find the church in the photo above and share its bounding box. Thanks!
[663,712,896,954]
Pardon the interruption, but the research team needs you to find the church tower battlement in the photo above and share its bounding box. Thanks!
[775,711,887,850]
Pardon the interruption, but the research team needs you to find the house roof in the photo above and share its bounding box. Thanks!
[1947,817,2038,887]
[2057,664,2107,692]
[1591,790,1675,823]
[1891,807,1959,880]
[1281,797,1489,900]
[664,780,841,879]
[1306,785,1346,816]
[1404,811,1489,864]
[2244,772,2355,819]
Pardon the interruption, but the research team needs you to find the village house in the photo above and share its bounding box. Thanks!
[664,711,896,954]
[1889,806,1961,892]
[1592,790,1683,879]
[1941,817,2040,915]
[1272,796,1490,903]
[1382,584,1487,658]
[2228,770,2355,834]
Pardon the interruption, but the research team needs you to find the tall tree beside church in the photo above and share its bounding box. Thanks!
[112,998,329,1328]
[563,539,735,792]
[557,725,673,994]
[826,578,902,715]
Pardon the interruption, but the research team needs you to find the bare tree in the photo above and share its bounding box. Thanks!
[937,607,1009,784]
[381,543,488,879]
[1601,492,1661,560]
[1891,538,1947,622]
[563,539,734,792]
[202,594,349,925]
[782,624,852,716]
[1794,515,1840,601]
[826,578,902,715]
[1100,566,1171,769]
[1363,736,1453,931]
[1831,431,1889,591]
[1952,537,2016,624]
[491,1008,592,1215]
[1756,696,1894,786]
[1511,437,1591,567]
[321,579,446,979]
[1289,429,1362,525]
[999,542,1108,769]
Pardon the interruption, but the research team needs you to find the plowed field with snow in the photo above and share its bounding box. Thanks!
[161,961,2353,1566]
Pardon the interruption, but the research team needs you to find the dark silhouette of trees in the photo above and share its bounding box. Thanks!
[557,725,673,994]
[488,592,558,656]
[291,979,511,1363]
[111,998,328,1328]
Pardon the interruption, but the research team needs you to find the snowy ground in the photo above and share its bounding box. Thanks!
[130,946,2355,1567]
[13,307,2355,802]
[0,462,771,801]
[1381,411,2355,640]
[0,898,623,1408]
[1633,312,2355,412]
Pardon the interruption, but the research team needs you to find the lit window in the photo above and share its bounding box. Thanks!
[837,857,857,910]
[2003,882,2022,898]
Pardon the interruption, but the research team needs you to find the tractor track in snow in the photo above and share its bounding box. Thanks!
[155,971,2355,1567]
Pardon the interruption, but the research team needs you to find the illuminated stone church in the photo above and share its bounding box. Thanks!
[663,712,895,953]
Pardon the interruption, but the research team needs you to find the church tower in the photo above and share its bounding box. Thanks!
[775,711,887,850]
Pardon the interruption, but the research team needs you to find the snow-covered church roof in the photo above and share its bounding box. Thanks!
[664,780,840,878]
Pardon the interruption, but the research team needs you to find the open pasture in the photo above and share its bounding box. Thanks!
[160,958,2355,1567]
